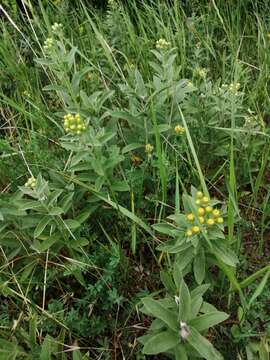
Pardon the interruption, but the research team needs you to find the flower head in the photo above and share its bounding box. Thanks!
[202,196,209,204]
[196,191,203,199]
[43,37,53,52]
[186,229,193,237]
[145,143,154,154]
[186,213,194,221]
[174,124,185,135]
[25,177,37,189]
[212,209,220,218]
[22,90,30,97]
[199,216,205,224]
[108,0,117,9]
[51,22,63,35]
[228,82,240,94]
[63,113,86,135]
[155,38,170,50]
[217,217,224,224]
[192,226,200,233]
[198,207,205,216]
[195,67,207,78]
[131,154,142,165]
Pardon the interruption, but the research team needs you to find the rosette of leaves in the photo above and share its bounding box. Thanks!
[139,272,228,359]
[153,186,239,284]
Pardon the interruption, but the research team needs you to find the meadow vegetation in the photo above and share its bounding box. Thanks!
[0,0,270,359]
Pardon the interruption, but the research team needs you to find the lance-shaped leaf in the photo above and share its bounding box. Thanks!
[142,298,178,331]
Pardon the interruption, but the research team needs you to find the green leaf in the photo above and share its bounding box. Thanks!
[135,69,147,97]
[108,110,144,129]
[137,334,153,345]
[149,124,171,134]
[49,207,64,216]
[20,262,36,282]
[240,265,270,289]
[215,259,241,291]
[167,213,186,227]
[152,223,175,235]
[40,335,55,360]
[142,298,178,331]
[63,219,81,230]
[72,349,82,360]
[174,345,188,360]
[111,181,130,192]
[194,249,205,284]
[174,249,194,274]
[190,294,203,319]
[248,268,270,309]
[42,84,66,92]
[157,238,189,253]
[122,143,143,154]
[149,318,165,331]
[200,302,218,313]
[258,338,269,360]
[34,216,51,238]
[14,199,40,211]
[178,277,191,322]
[143,331,179,355]
[190,284,210,299]
[71,66,91,94]
[209,228,225,239]
[31,237,58,252]
[160,271,176,294]
[0,339,24,359]
[189,311,229,332]
[212,243,238,267]
[187,327,223,360]
[29,315,37,346]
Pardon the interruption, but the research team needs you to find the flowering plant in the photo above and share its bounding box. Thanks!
[152,186,238,284]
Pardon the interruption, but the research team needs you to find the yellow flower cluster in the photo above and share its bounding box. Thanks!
[174,124,185,135]
[196,67,207,78]
[108,0,117,8]
[63,113,86,135]
[131,154,142,164]
[155,38,170,50]
[145,143,154,154]
[222,83,240,94]
[124,61,135,71]
[25,177,37,189]
[51,22,63,34]
[185,191,224,237]
[22,90,30,97]
[43,37,53,51]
